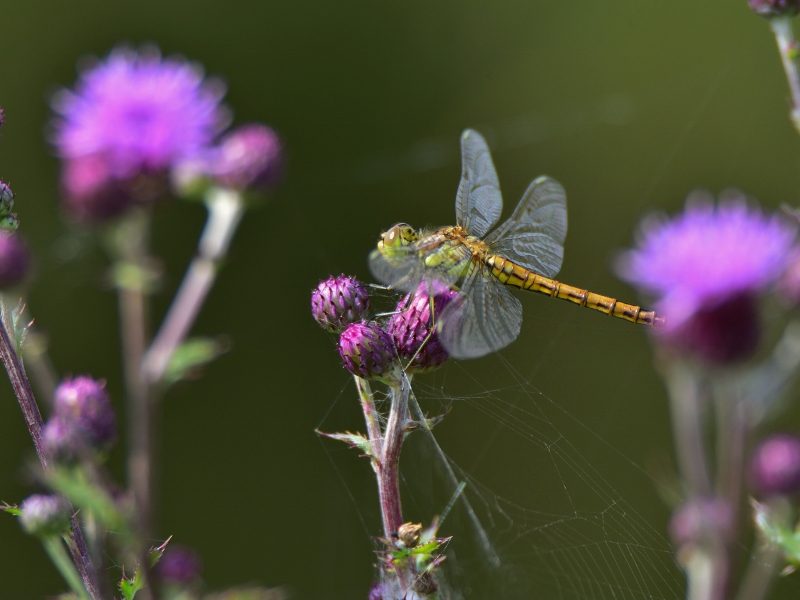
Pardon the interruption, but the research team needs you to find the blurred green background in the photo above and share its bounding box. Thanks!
[2,0,800,597]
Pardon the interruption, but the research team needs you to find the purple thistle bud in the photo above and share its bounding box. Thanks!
[0,180,14,212]
[617,194,797,364]
[388,283,457,373]
[750,434,800,496]
[60,155,133,222]
[213,124,283,191]
[312,275,370,333]
[338,322,400,383]
[154,545,203,584]
[669,497,734,547]
[749,0,800,17]
[19,494,71,537]
[53,376,116,451]
[0,232,29,288]
[42,416,81,464]
[0,106,4,129]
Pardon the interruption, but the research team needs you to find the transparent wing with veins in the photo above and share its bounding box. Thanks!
[455,129,503,238]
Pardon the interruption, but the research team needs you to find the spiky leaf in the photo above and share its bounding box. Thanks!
[316,430,375,459]
[119,568,144,600]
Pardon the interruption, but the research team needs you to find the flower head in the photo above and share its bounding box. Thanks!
[53,376,116,451]
[52,46,227,180]
[312,275,370,333]
[0,232,29,288]
[389,283,457,373]
[748,0,800,17]
[750,434,800,496]
[617,194,796,363]
[669,497,734,547]
[42,416,82,464]
[338,322,399,383]
[60,155,133,222]
[212,123,283,191]
[154,545,203,584]
[19,494,71,537]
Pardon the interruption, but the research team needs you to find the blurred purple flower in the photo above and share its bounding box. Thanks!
[52,46,228,180]
[617,194,796,363]
[60,154,133,221]
[212,123,283,191]
[154,544,203,584]
[0,232,29,288]
[53,376,116,451]
[669,497,734,547]
[19,494,71,537]
[389,282,457,373]
[750,434,800,496]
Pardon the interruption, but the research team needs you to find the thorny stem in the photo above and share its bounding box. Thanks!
[0,309,102,600]
[770,17,800,135]
[44,535,92,600]
[142,188,245,385]
[380,379,408,538]
[355,375,382,465]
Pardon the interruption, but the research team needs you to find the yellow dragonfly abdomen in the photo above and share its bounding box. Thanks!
[485,254,664,327]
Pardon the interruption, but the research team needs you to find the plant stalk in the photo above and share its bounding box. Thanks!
[770,17,800,135]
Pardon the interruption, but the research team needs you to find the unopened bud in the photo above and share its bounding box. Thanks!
[338,322,400,383]
[53,376,116,451]
[750,434,800,496]
[312,275,370,332]
[19,494,71,537]
[0,181,14,214]
[154,545,203,584]
[0,232,29,288]
[214,124,283,191]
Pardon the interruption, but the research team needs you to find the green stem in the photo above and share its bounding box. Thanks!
[43,535,91,600]
[770,17,800,134]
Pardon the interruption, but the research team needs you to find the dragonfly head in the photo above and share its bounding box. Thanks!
[377,223,418,258]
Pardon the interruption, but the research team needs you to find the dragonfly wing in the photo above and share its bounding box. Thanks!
[455,130,503,238]
[369,240,472,293]
[368,247,421,292]
[438,263,522,359]
[484,175,567,278]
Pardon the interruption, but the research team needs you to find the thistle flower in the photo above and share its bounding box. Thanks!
[154,545,203,584]
[388,283,457,373]
[53,376,116,451]
[41,417,81,463]
[750,434,800,496]
[617,194,797,364]
[748,0,800,17]
[0,232,29,288]
[669,497,734,547]
[338,322,400,383]
[312,275,370,333]
[19,494,71,537]
[52,46,228,218]
[212,123,283,191]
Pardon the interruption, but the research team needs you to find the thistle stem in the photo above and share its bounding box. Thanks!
[142,188,244,385]
[0,305,101,599]
[770,17,800,134]
[355,375,382,465]
[379,380,408,537]
[44,535,92,600]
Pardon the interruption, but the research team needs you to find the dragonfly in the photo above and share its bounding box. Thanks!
[368,129,664,359]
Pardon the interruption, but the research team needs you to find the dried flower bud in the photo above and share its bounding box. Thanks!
[749,0,800,17]
[338,322,400,383]
[389,283,457,373]
[669,497,734,547]
[53,376,116,451]
[19,494,71,537]
[750,434,800,496]
[213,124,283,191]
[0,232,29,288]
[61,155,133,222]
[312,275,370,333]
[396,522,422,548]
[42,417,81,464]
[154,545,203,584]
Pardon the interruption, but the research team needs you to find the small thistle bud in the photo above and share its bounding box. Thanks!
[750,434,800,496]
[0,232,29,288]
[669,497,734,547]
[0,181,14,214]
[53,376,116,451]
[154,545,203,584]
[338,322,400,383]
[389,283,457,373]
[0,106,4,129]
[19,494,71,537]
[214,124,283,191]
[748,0,800,17]
[312,275,370,333]
[61,155,133,222]
[42,417,81,463]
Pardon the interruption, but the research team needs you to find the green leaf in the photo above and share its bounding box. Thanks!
[148,536,172,567]
[1,298,31,354]
[316,430,375,459]
[119,568,144,600]
[164,336,229,385]
[753,499,800,567]
[203,587,286,600]
[1,502,21,516]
